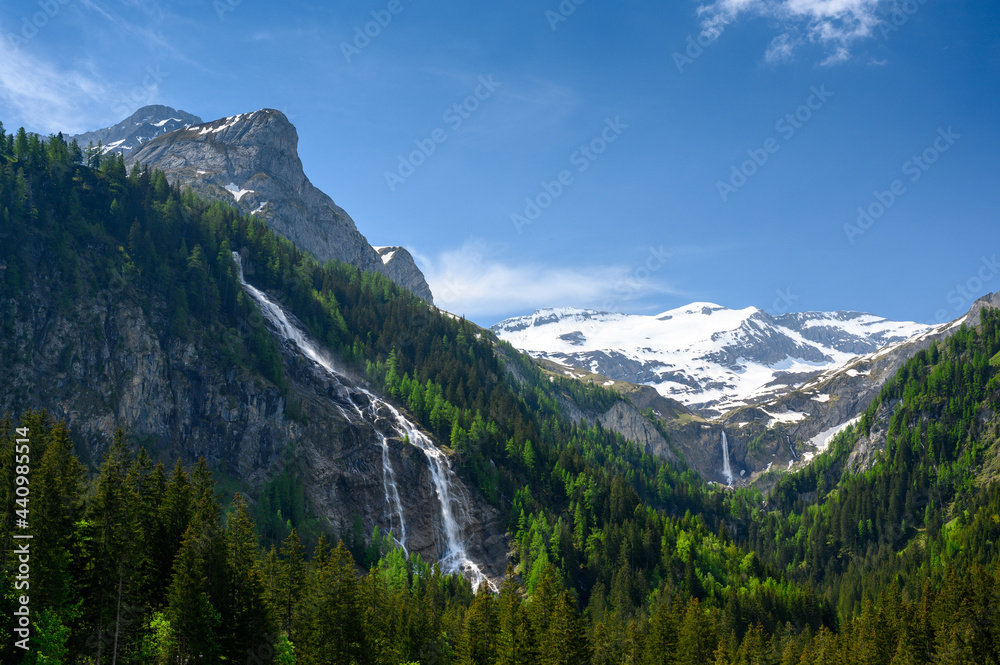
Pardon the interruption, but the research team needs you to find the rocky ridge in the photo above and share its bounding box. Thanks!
[493,305,932,416]
[78,106,433,303]
[71,105,203,156]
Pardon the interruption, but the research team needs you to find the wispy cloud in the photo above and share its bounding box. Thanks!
[0,36,114,134]
[698,0,889,64]
[413,239,683,323]
[79,0,207,71]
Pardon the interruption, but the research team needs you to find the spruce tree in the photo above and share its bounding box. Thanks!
[164,527,222,662]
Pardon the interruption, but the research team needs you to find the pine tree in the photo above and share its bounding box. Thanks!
[279,528,306,640]
[34,421,85,613]
[85,428,145,665]
[496,570,538,665]
[222,494,274,660]
[458,584,498,664]
[164,527,222,662]
[541,590,589,665]
[300,541,364,664]
[152,459,193,603]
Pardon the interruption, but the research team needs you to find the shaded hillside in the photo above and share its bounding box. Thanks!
[4,124,1000,664]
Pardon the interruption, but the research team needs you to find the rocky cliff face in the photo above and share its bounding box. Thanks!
[125,111,386,281]
[70,105,203,155]
[375,246,434,303]
[557,397,678,463]
[0,268,503,580]
[731,292,1000,475]
[82,106,432,303]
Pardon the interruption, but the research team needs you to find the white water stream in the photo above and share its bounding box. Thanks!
[233,253,493,589]
[721,431,733,486]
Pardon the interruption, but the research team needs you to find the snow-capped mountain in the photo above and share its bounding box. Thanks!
[492,304,933,415]
[70,105,202,155]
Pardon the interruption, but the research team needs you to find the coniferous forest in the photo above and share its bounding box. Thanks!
[3,126,1000,664]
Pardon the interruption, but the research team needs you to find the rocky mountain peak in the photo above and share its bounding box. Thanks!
[374,247,434,303]
[70,104,202,156]
[179,108,296,148]
[102,108,434,303]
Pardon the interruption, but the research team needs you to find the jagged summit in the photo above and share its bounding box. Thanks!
[178,108,291,142]
[70,104,202,155]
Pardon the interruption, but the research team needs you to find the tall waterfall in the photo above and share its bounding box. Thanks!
[233,253,493,590]
[721,432,733,486]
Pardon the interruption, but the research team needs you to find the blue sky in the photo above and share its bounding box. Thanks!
[1,0,997,327]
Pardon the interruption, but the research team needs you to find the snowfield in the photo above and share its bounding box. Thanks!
[492,305,932,415]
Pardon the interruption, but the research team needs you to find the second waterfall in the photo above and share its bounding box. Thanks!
[721,431,733,486]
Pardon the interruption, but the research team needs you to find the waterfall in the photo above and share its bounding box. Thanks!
[232,253,493,590]
[721,431,733,486]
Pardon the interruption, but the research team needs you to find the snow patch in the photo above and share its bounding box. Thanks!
[224,182,254,202]
[761,409,809,426]
[804,416,862,462]
[152,117,183,127]
[100,139,126,154]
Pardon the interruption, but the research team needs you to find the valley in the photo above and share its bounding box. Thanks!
[2,116,999,664]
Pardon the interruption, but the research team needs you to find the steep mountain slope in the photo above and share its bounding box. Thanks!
[70,104,202,155]
[373,245,433,301]
[125,108,433,302]
[493,305,931,415]
[727,292,1000,470]
[80,105,434,302]
[0,146,503,584]
[742,307,1000,615]
[5,125,1000,665]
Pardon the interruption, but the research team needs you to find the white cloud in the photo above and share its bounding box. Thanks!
[765,34,799,63]
[0,36,115,134]
[413,239,682,323]
[698,0,889,64]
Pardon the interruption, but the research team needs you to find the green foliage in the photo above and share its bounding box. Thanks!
[4,123,1000,663]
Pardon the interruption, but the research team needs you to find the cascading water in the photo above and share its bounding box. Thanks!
[232,253,493,590]
[721,431,733,486]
